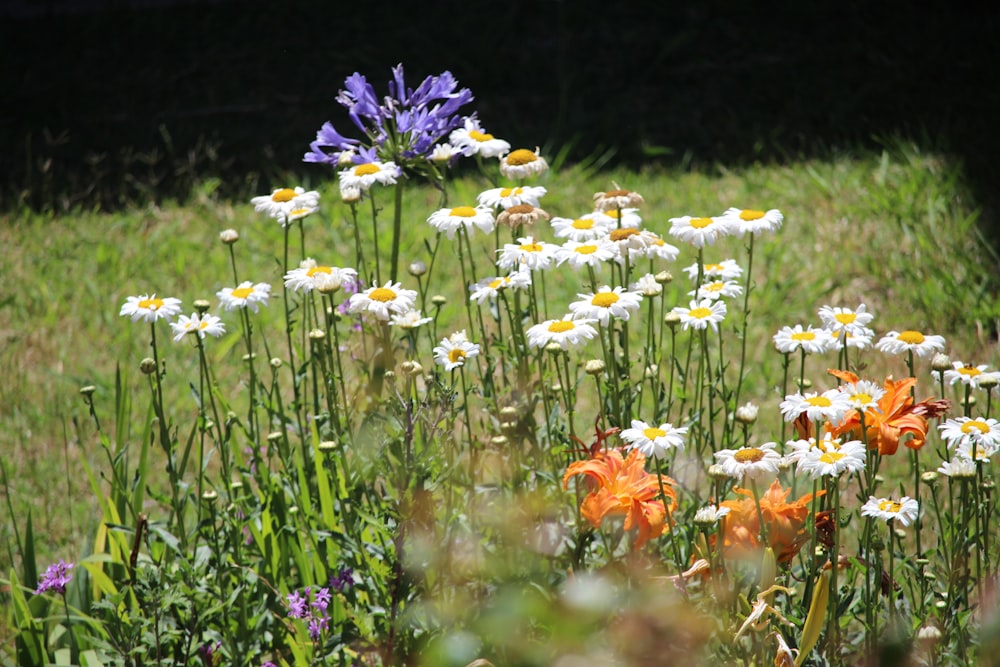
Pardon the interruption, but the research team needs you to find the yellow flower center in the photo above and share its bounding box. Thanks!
[791,331,816,341]
[507,204,535,215]
[958,365,982,377]
[898,330,926,344]
[354,163,380,176]
[604,209,622,219]
[519,243,543,252]
[878,500,903,513]
[289,207,312,218]
[819,451,846,464]
[231,287,254,299]
[574,245,598,255]
[571,218,594,229]
[962,420,990,434]
[488,278,505,289]
[733,448,765,463]
[739,209,765,221]
[705,263,723,272]
[369,288,397,302]
[271,188,296,202]
[138,297,165,310]
[506,149,537,165]
[450,206,477,217]
[448,348,467,364]
[850,393,873,405]
[306,266,333,277]
[499,187,521,197]
[705,281,724,292]
[835,312,857,324]
[689,307,712,319]
[604,189,629,197]
[591,292,620,307]
[643,427,666,439]
[198,321,210,330]
[609,228,639,241]
[469,129,494,142]
[690,217,714,229]
[548,321,575,333]
[806,396,833,407]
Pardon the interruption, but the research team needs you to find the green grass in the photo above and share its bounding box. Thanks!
[2,139,998,662]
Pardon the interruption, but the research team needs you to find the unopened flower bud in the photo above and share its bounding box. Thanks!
[644,364,658,379]
[219,229,239,244]
[408,261,427,277]
[139,357,157,375]
[201,489,218,502]
[550,383,562,393]
[708,464,729,481]
[340,186,362,203]
[545,342,563,355]
[309,329,326,340]
[799,378,813,390]
[930,353,952,373]
[664,312,682,328]
[917,625,942,644]
[921,471,938,484]
[431,294,447,306]
[654,270,673,284]
[979,374,1000,390]
[400,360,423,376]
[242,353,256,363]
[500,406,519,420]
[966,395,978,408]
[318,440,338,452]
[270,357,282,368]
[735,402,759,425]
[192,299,210,314]
[267,431,283,443]
[584,359,606,376]
[230,480,244,490]
[491,435,509,446]
[383,371,395,381]
[79,385,96,397]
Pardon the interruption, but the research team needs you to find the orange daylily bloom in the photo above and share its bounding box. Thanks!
[719,480,824,563]
[828,370,949,455]
[562,448,677,549]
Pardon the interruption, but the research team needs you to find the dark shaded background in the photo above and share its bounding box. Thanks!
[3,0,999,236]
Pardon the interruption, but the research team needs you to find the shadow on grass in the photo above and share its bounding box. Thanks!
[3,0,998,238]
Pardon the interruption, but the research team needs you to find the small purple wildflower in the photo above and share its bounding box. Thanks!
[308,616,329,641]
[287,585,332,642]
[286,588,309,619]
[311,586,331,614]
[198,641,222,666]
[330,566,354,592]
[35,559,73,595]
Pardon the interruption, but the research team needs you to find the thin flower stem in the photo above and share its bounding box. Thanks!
[389,178,404,283]
[369,189,382,285]
[732,232,754,416]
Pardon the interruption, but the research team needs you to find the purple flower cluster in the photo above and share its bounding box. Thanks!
[329,566,354,592]
[35,559,73,596]
[198,641,222,666]
[286,586,332,641]
[305,64,474,166]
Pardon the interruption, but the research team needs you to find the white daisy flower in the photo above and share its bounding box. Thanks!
[693,504,731,526]
[469,269,533,304]
[590,207,642,229]
[875,330,946,358]
[720,207,783,235]
[818,304,874,335]
[619,419,688,458]
[449,118,511,158]
[938,417,1000,451]
[937,457,979,478]
[389,309,433,330]
[251,186,320,223]
[625,232,680,263]
[683,259,743,282]
[526,316,598,350]
[689,279,744,301]
[668,214,736,248]
[796,437,866,479]
[568,286,643,326]
[672,299,727,332]
[120,294,182,323]
[554,239,617,270]
[499,147,548,179]
[348,281,417,321]
[629,273,662,297]
[284,264,358,293]
[780,389,853,424]
[954,438,999,461]
[550,214,613,242]
[773,324,831,354]
[496,236,558,271]
[217,282,271,313]
[839,378,886,410]
[170,313,225,341]
[427,205,496,239]
[433,336,481,371]
[933,361,1000,389]
[861,496,919,526]
[338,161,399,191]
[477,185,547,209]
[713,442,782,482]
[825,326,875,351]
[429,142,460,162]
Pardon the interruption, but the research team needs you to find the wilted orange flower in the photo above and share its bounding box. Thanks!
[719,480,824,563]
[828,370,949,455]
[562,448,677,549]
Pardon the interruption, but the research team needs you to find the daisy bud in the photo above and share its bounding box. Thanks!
[917,625,942,645]
[201,489,218,502]
[983,478,995,494]
[340,185,362,203]
[337,150,356,167]
[289,506,299,515]
[654,270,673,284]
[545,342,563,355]
[799,378,813,390]
[79,385,96,397]
[193,299,211,314]
[934,600,947,610]
[309,329,326,340]
[202,419,214,431]
[408,261,427,277]
[230,480,244,490]
[501,421,518,434]
[318,440,338,452]
[491,435,509,446]
[431,294,447,306]
[500,406,519,420]
[270,357,282,368]
[735,402,759,425]
[979,374,1000,390]
[644,364,658,379]
[400,360,423,376]
[550,383,562,393]
[219,229,239,244]
[242,353,256,363]
[384,371,395,381]
[584,359,606,376]
[923,571,937,581]
[267,432,283,444]
[930,353,952,373]
[921,471,938,484]
[139,357,157,375]
[966,395,978,408]
[664,312,682,328]
[707,464,729,481]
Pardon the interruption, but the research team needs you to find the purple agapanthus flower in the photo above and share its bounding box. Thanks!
[35,559,73,596]
[305,64,474,166]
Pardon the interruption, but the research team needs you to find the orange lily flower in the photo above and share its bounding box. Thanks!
[828,370,949,455]
[562,448,677,549]
[719,480,824,563]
